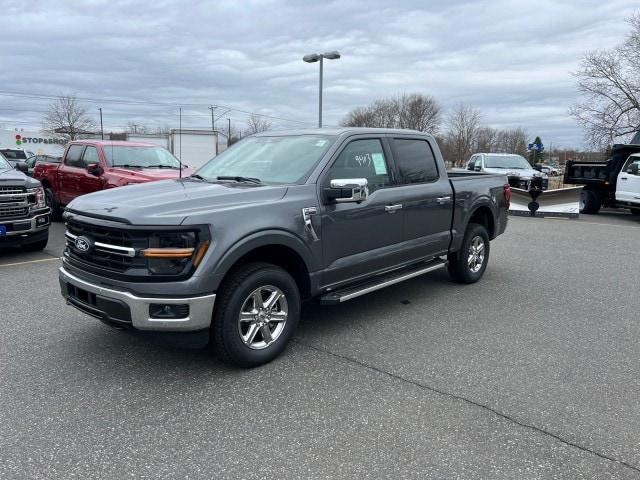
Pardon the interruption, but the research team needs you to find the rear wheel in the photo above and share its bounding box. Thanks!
[447,223,490,284]
[210,262,300,368]
[579,190,600,214]
[45,188,62,221]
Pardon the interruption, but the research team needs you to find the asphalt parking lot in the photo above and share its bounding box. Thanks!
[1,213,640,479]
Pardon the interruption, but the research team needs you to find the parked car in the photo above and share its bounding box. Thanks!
[33,140,193,220]
[0,147,33,169]
[58,128,510,367]
[24,154,61,176]
[0,151,51,251]
[564,142,640,214]
[466,153,549,190]
[535,164,560,176]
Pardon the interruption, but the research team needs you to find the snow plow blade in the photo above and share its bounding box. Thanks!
[509,186,584,218]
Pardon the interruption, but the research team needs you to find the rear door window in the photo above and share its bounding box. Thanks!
[392,139,439,184]
[64,145,85,168]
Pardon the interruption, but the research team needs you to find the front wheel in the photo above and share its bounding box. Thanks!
[447,223,490,284]
[210,262,300,368]
[45,188,62,221]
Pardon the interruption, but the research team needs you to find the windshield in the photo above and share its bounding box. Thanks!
[0,149,27,160]
[484,154,531,169]
[103,146,181,168]
[0,153,10,169]
[196,135,336,185]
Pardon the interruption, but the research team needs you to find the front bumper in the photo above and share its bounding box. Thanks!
[59,266,216,332]
[0,210,50,244]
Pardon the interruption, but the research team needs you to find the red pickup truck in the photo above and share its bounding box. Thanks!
[33,140,192,220]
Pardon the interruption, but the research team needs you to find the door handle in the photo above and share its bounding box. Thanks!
[620,177,628,180]
[436,196,452,204]
[385,204,403,213]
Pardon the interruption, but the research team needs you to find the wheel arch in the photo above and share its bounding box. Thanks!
[212,231,315,299]
[467,203,496,239]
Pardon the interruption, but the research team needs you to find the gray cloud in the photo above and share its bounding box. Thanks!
[1,0,638,146]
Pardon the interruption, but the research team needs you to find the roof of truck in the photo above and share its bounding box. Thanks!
[67,140,161,147]
[253,127,429,137]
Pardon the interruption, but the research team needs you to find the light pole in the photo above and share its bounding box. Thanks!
[303,51,340,128]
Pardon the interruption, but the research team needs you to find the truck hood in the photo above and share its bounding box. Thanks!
[106,166,194,181]
[483,167,547,179]
[66,179,288,225]
[0,167,41,188]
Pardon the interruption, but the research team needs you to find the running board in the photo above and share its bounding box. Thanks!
[319,259,447,305]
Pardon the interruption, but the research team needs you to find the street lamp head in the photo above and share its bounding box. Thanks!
[323,51,341,60]
[303,53,320,63]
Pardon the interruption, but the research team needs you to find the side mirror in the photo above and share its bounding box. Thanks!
[325,178,368,203]
[627,164,639,175]
[15,162,28,173]
[474,165,482,172]
[86,163,102,176]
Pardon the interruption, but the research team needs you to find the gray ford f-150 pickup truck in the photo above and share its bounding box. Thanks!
[0,153,50,250]
[59,128,510,367]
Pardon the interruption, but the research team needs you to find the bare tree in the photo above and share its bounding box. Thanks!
[246,114,272,134]
[475,127,499,153]
[570,12,640,147]
[496,127,529,156]
[444,104,482,166]
[341,93,442,133]
[42,95,97,140]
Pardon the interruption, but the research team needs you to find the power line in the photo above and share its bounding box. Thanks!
[0,90,313,126]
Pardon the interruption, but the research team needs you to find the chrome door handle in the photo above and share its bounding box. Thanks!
[436,196,452,204]
[620,177,628,180]
[385,204,403,213]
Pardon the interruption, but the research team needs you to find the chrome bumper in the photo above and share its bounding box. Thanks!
[59,266,216,332]
[1,210,50,236]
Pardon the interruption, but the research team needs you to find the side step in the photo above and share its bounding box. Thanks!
[319,259,447,305]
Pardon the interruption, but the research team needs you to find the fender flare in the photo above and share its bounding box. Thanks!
[209,229,317,287]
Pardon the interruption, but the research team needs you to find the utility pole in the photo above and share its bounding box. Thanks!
[227,118,231,143]
[208,106,216,132]
[98,107,104,140]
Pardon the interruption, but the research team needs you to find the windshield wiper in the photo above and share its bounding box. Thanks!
[144,165,180,169]
[112,164,142,168]
[216,175,262,185]
[187,174,208,181]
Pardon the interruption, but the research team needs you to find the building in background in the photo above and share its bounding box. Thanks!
[0,128,66,156]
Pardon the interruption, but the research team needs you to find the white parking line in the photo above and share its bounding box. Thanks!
[0,257,60,268]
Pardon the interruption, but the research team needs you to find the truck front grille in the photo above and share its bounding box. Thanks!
[65,219,148,273]
[0,186,29,219]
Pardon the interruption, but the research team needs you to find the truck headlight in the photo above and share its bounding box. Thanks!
[141,231,209,275]
[27,187,46,209]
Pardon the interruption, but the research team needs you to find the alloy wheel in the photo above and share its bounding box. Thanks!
[238,285,288,350]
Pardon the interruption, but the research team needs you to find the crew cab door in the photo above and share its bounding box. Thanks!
[58,145,103,204]
[319,137,404,287]
[389,136,453,258]
[616,157,640,206]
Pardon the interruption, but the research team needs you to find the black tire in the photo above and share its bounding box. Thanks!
[45,188,62,221]
[22,232,49,252]
[210,262,300,368]
[447,223,490,284]
[630,209,640,216]
[580,190,601,214]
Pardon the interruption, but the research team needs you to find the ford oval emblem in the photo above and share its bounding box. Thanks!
[74,236,91,253]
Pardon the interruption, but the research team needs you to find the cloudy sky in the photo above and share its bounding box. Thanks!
[1,0,638,147]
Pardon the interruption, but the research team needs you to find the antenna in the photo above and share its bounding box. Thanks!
[179,107,182,178]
